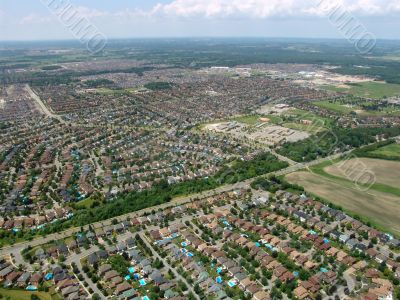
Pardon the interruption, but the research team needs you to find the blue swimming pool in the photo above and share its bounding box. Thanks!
[44,273,53,280]
[139,279,146,286]
[320,267,328,273]
[228,280,236,287]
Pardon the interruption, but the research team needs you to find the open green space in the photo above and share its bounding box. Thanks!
[91,88,131,96]
[230,114,284,125]
[310,159,400,197]
[0,288,57,300]
[322,81,400,99]
[231,114,263,125]
[282,109,334,128]
[353,140,400,161]
[370,143,400,158]
[285,168,400,236]
[313,100,357,114]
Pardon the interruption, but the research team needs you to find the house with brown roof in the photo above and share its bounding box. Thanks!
[104,270,119,281]
[246,283,262,295]
[366,248,378,258]
[293,286,309,300]
[115,282,131,295]
[239,277,253,290]
[321,270,337,284]
[30,272,42,286]
[253,290,270,300]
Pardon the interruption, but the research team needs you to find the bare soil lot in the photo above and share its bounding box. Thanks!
[285,171,400,234]
[324,158,400,188]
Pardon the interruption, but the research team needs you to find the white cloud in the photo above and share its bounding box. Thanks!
[19,13,53,25]
[74,6,109,18]
[15,0,400,28]
[147,0,400,18]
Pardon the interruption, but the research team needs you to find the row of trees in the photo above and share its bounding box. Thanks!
[278,127,400,162]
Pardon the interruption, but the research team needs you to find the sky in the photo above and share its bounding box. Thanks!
[0,0,400,41]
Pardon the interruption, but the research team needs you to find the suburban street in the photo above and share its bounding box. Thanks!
[66,246,104,298]
[0,150,348,260]
[139,232,201,300]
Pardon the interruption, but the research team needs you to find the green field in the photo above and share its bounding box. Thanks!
[90,88,131,96]
[323,81,400,99]
[370,143,400,158]
[231,115,263,125]
[285,171,400,236]
[282,109,334,129]
[286,158,400,236]
[313,100,356,114]
[313,98,400,116]
[310,159,400,197]
[0,289,57,300]
[75,197,96,209]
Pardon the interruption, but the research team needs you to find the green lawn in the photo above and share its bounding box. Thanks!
[282,108,334,128]
[231,115,262,125]
[313,97,400,116]
[320,85,347,93]
[91,88,130,96]
[323,81,400,99]
[313,100,357,114]
[358,106,400,117]
[0,289,56,300]
[371,143,400,158]
[75,197,95,209]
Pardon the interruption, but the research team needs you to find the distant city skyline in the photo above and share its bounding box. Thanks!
[1,0,400,41]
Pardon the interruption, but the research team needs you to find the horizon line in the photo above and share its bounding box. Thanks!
[1,36,400,44]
